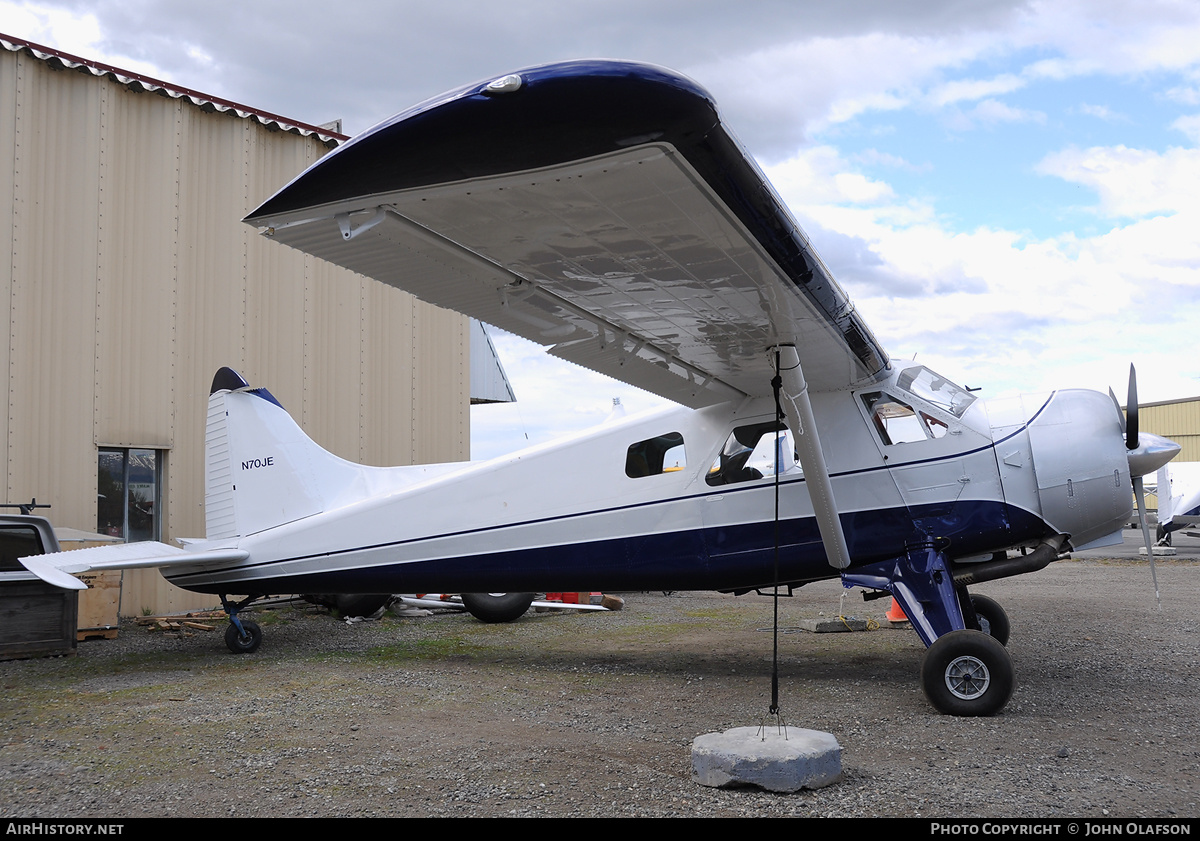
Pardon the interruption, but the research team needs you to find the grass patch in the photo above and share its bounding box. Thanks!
[360,636,488,662]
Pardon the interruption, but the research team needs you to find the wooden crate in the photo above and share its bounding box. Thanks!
[0,579,79,660]
[56,529,123,639]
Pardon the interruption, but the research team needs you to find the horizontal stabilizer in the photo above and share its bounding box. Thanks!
[20,541,249,590]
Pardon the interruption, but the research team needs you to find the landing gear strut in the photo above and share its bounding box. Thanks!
[965,592,1010,646]
[220,594,264,654]
[844,542,1018,716]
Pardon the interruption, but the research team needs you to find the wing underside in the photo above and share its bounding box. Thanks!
[245,61,888,405]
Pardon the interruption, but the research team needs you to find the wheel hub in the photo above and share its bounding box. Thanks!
[945,655,991,699]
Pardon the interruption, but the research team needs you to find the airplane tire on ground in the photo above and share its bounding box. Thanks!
[461,592,535,623]
[331,594,392,618]
[224,619,263,654]
[921,629,1014,716]
[969,593,1010,646]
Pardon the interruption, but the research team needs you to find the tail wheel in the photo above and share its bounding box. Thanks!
[224,619,263,654]
[968,593,1010,646]
[460,592,535,623]
[921,629,1014,716]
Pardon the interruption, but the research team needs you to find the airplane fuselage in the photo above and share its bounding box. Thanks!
[165,361,1133,598]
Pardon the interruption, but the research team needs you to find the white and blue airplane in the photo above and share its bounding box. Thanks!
[21,60,1180,716]
[1154,463,1200,541]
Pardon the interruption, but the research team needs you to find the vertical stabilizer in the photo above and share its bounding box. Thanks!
[204,367,461,540]
[205,368,358,538]
[1157,465,1173,528]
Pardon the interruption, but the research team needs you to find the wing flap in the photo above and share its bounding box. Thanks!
[20,542,249,590]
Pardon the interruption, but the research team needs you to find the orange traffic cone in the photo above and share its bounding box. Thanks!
[886,597,907,623]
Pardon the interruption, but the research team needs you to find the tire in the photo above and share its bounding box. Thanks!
[332,594,391,618]
[969,593,1010,646]
[460,592,535,623]
[921,629,1014,716]
[224,619,263,654]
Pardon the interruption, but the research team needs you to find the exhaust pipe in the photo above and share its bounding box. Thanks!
[953,534,1067,587]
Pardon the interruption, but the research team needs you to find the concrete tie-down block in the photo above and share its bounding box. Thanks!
[691,726,842,793]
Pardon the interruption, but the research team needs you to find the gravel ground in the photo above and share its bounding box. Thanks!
[2,542,1199,818]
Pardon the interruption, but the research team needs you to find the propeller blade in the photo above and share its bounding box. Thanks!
[1132,475,1162,611]
[1108,387,1126,435]
[1126,363,1139,450]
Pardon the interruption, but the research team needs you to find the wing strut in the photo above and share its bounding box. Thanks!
[770,344,851,569]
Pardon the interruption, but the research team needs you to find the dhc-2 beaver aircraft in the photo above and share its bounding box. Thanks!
[22,60,1180,716]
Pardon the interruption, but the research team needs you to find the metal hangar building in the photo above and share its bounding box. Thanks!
[1,34,489,615]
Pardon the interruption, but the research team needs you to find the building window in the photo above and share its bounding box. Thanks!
[98,448,162,542]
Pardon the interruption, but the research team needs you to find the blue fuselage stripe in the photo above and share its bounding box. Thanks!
[169,497,1046,596]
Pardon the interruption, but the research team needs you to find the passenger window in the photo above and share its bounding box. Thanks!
[625,432,686,478]
[706,421,797,486]
[862,392,929,445]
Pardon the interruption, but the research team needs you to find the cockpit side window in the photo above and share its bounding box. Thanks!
[706,421,798,486]
[921,411,949,439]
[625,432,686,478]
[861,392,931,445]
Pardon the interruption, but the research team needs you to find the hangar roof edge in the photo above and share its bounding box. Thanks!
[0,32,350,147]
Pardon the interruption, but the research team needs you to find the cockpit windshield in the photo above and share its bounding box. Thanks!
[895,366,976,418]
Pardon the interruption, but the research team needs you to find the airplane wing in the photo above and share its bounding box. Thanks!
[244,60,889,408]
[20,542,248,590]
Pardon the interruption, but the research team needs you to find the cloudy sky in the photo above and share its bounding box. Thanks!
[4,0,1200,459]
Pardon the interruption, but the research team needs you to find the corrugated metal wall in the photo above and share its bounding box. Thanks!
[1139,400,1200,464]
[1,46,468,614]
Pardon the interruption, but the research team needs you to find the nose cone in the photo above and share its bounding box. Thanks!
[1128,432,1181,477]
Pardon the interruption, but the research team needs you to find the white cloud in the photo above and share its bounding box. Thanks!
[1037,144,1200,218]
[761,132,1200,402]
[852,149,932,172]
[952,98,1047,129]
[928,73,1026,107]
[694,30,982,156]
[1075,103,1128,122]
[1164,80,1200,106]
[1171,113,1200,142]
[0,0,101,54]
[1011,0,1200,77]
[763,146,896,205]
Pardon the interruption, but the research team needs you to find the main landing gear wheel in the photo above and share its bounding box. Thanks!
[460,592,535,623]
[969,593,1010,646]
[224,619,263,654]
[921,629,1014,716]
[331,594,391,618]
